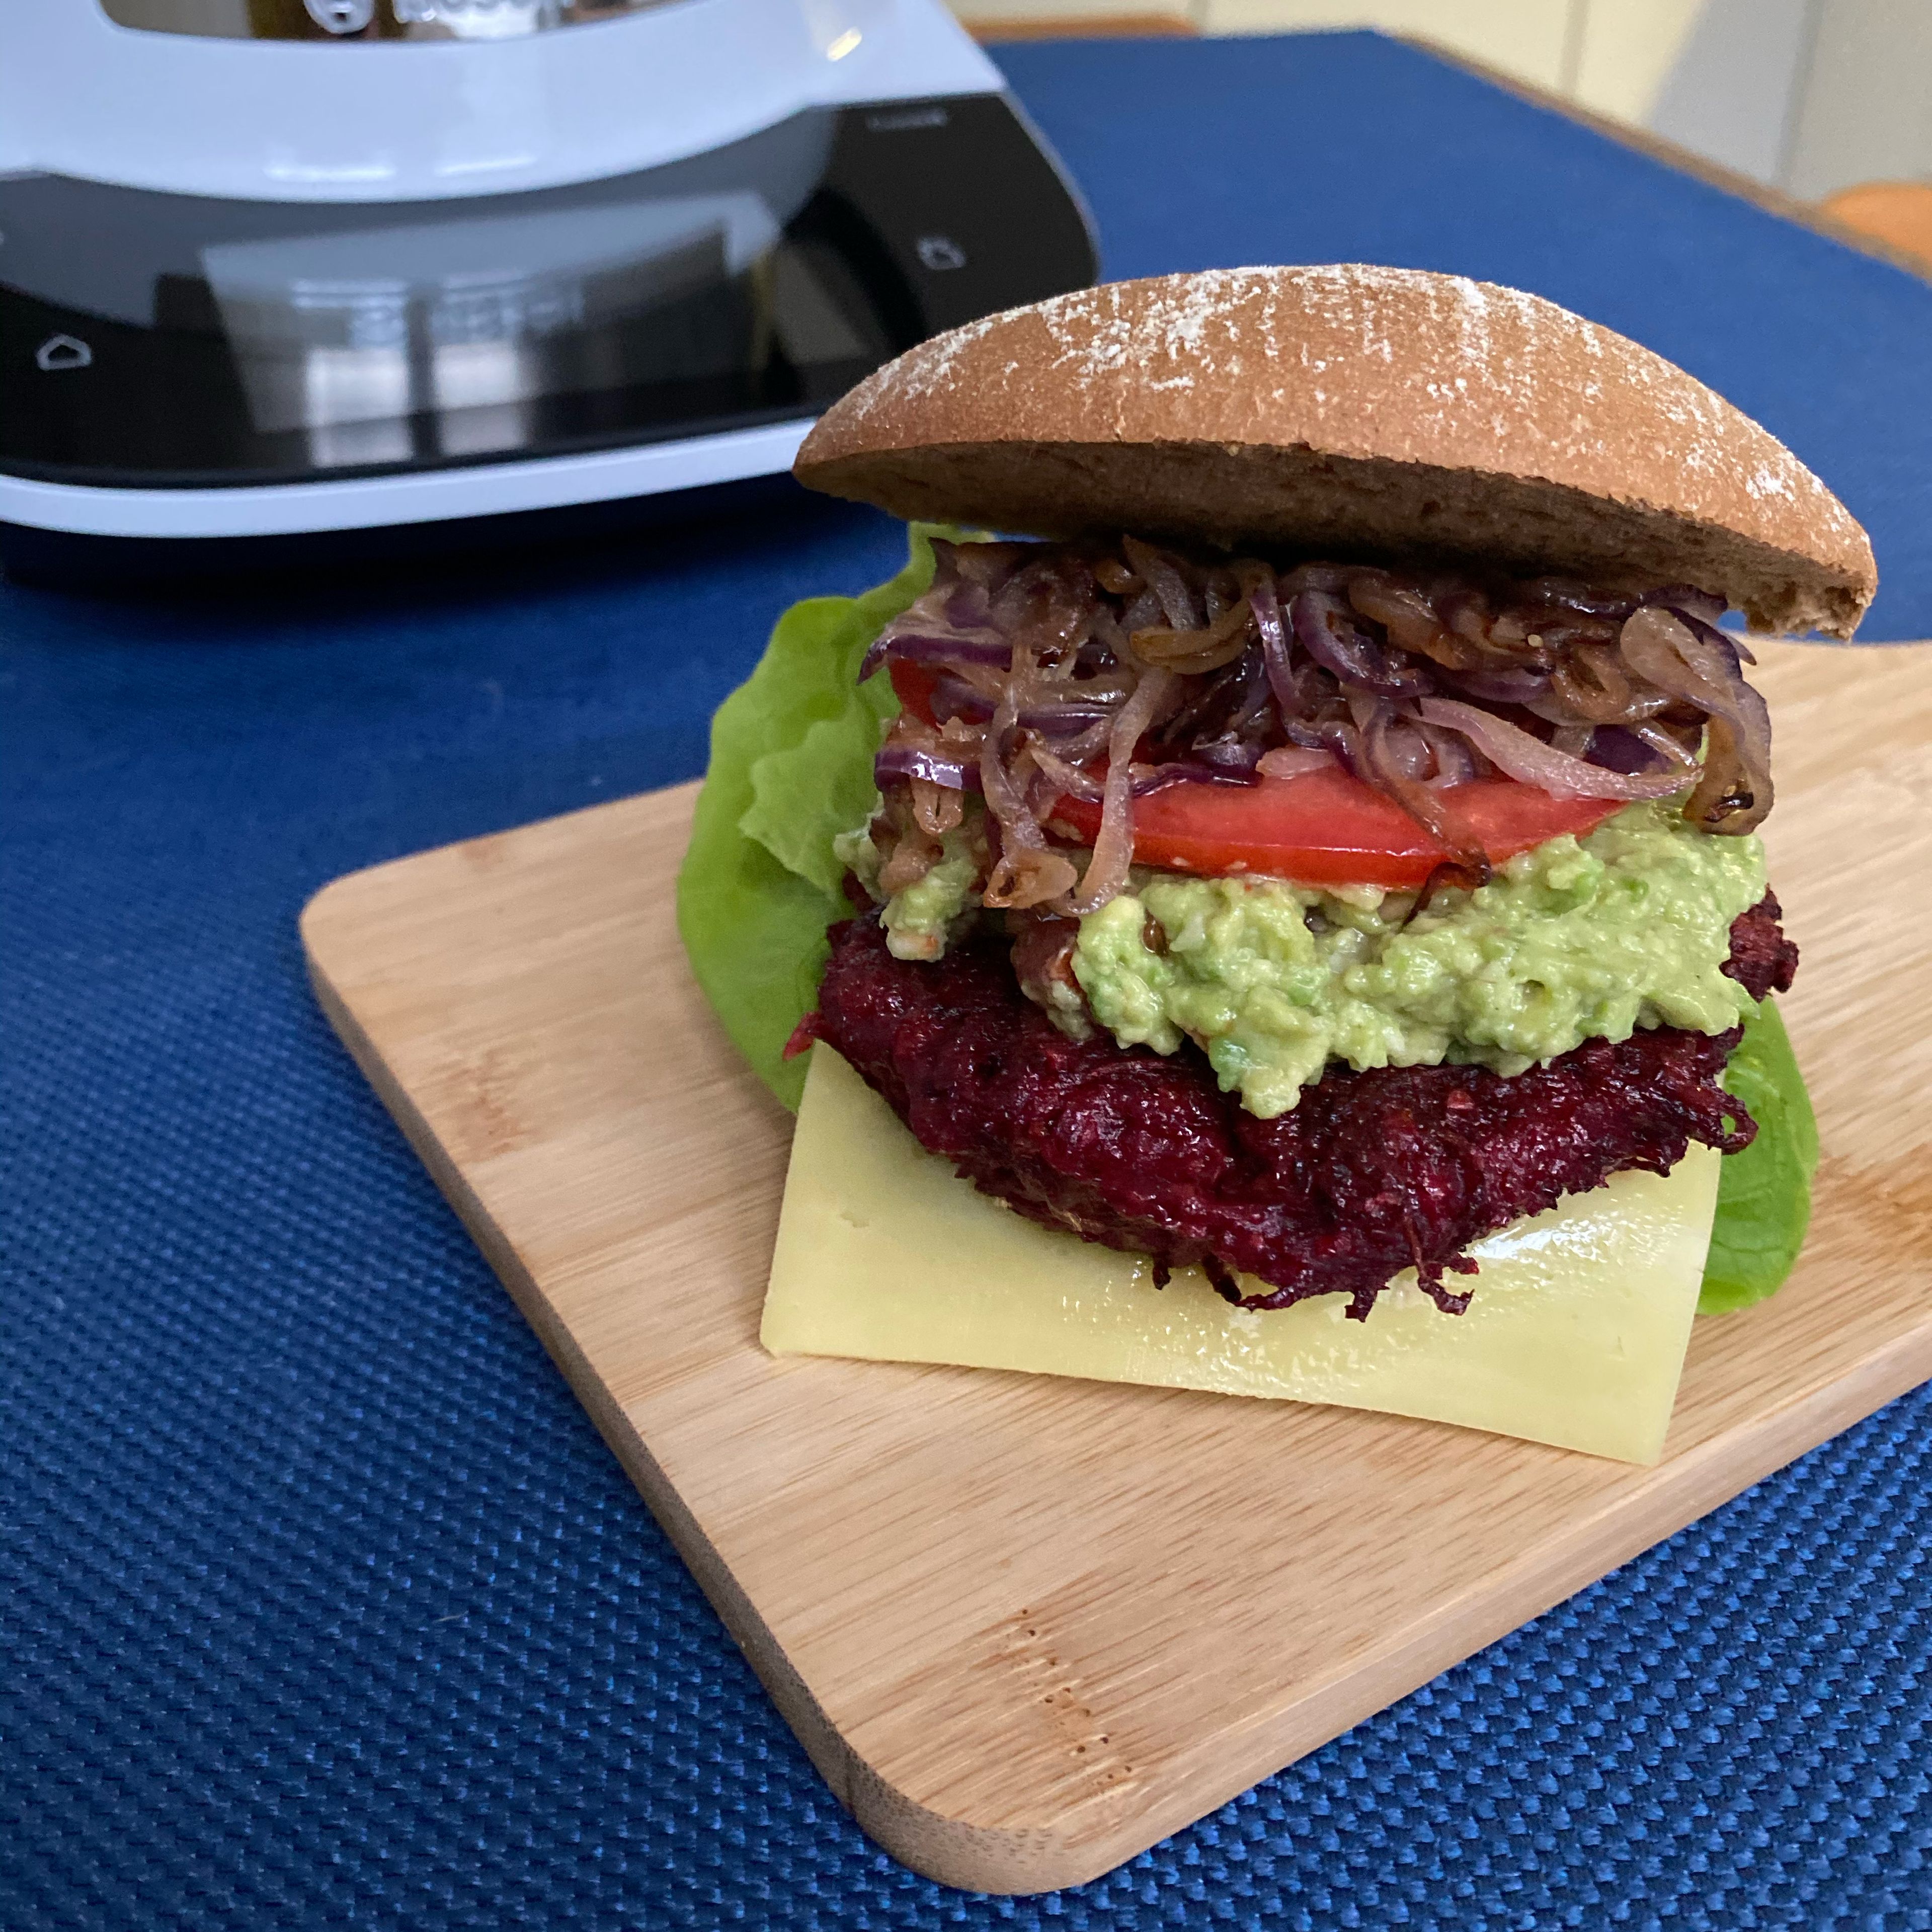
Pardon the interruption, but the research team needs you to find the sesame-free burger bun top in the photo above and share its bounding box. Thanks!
[793,266,1876,637]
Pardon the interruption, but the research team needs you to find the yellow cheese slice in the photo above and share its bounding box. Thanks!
[762,1046,1722,1464]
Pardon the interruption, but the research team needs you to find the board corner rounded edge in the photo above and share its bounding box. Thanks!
[830,1748,1166,1897]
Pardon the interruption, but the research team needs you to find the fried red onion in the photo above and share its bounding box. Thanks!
[979,699,1054,908]
[1256,745,1337,781]
[1033,748,1260,803]
[1131,596,1253,673]
[1618,607,1773,831]
[1446,664,1553,706]
[1063,668,1177,915]
[1291,591,1430,696]
[1279,714,1366,780]
[1347,699,1487,884]
[927,674,1117,735]
[1122,535,1201,629]
[861,632,1011,679]
[1520,578,1639,620]
[1417,721,1482,787]
[1414,698,1690,801]
[1645,584,1729,627]
[1587,723,1675,776]
[855,535,1768,920]
[874,743,983,792]
[910,776,964,838]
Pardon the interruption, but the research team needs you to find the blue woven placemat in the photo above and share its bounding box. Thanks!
[6,33,1932,1929]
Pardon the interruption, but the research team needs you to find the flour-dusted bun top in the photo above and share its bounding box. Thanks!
[794,266,1876,637]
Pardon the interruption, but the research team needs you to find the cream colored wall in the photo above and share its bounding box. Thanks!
[1181,1,1574,90]
[945,0,1929,198]
[1571,0,1705,122]
[943,0,1701,110]
[1785,0,1932,198]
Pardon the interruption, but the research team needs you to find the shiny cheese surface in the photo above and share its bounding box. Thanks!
[762,1048,1723,1464]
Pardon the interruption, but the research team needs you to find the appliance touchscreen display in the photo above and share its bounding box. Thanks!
[0,95,1094,487]
[199,193,878,467]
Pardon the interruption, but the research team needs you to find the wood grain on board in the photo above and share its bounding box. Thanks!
[301,639,1932,1895]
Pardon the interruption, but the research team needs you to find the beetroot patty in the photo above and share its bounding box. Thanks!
[805,896,1796,1319]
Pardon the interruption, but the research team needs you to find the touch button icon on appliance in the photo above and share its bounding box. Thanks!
[306,0,377,32]
[35,335,93,372]
[915,234,967,271]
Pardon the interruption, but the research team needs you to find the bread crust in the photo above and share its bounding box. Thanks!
[794,267,1876,637]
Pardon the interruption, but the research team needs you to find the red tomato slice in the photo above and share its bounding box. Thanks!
[1050,767,1621,889]
[889,659,944,725]
[886,658,1618,888]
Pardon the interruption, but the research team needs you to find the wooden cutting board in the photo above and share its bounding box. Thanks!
[302,638,1932,1896]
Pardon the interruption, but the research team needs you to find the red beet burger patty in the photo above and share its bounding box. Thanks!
[804,896,1797,1319]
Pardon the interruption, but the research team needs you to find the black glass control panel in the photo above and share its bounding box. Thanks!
[101,0,666,40]
[0,94,1096,488]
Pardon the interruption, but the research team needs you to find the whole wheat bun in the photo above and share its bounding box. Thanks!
[794,266,1876,637]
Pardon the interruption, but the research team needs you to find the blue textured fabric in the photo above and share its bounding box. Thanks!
[6,33,1932,1930]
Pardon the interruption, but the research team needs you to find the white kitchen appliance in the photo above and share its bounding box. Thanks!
[0,0,1095,570]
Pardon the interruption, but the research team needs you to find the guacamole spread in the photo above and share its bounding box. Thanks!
[1075,801,1765,1116]
[835,819,980,962]
[862,798,1767,1118]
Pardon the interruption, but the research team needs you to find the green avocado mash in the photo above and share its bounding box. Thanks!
[857,796,1769,1118]
[1071,800,1766,1116]
[835,817,980,962]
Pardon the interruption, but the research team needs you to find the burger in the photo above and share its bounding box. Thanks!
[679,266,1870,1456]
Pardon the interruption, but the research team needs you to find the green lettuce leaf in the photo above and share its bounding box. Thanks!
[1699,997,1819,1315]
[675,527,940,1110]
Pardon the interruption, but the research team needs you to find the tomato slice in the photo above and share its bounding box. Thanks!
[1050,766,1621,889]
[885,658,1618,888]
[889,659,944,724]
